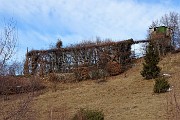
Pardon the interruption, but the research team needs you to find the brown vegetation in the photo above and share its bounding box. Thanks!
[0,76,45,95]
[105,61,122,76]
[24,39,138,77]
[1,52,180,119]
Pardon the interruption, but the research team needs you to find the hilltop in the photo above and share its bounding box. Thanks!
[1,52,180,120]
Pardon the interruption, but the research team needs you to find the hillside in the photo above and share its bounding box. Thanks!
[1,52,180,120]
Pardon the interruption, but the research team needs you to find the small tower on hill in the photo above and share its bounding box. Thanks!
[149,26,173,55]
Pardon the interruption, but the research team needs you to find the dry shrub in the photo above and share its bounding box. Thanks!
[29,76,45,93]
[74,67,90,81]
[105,61,121,76]
[0,76,30,95]
[89,69,108,80]
[48,73,76,83]
[48,73,60,82]
[0,75,45,95]
[62,73,76,82]
[48,73,59,92]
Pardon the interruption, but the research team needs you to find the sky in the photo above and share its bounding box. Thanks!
[0,0,180,62]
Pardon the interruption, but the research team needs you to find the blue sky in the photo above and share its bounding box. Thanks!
[0,0,180,62]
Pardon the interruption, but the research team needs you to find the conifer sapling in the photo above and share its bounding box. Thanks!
[141,42,161,79]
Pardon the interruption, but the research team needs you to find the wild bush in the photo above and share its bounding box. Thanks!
[48,73,59,82]
[72,108,104,120]
[106,61,121,76]
[153,77,170,93]
[0,75,45,100]
[89,69,107,80]
[74,67,90,81]
[48,73,59,92]
[48,73,76,82]
[29,75,45,92]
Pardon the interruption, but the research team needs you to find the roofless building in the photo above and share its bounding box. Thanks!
[24,26,172,79]
[149,26,173,55]
[24,39,138,78]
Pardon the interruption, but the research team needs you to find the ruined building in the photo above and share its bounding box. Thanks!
[149,26,173,55]
[24,26,172,79]
[24,39,139,77]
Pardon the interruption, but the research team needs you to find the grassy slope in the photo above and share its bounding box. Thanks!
[1,53,180,120]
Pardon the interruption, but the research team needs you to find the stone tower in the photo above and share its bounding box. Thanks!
[149,26,173,55]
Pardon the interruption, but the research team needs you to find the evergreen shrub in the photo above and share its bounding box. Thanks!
[141,42,161,79]
[72,108,104,120]
[154,77,170,93]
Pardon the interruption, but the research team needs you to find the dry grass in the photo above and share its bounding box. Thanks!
[1,53,180,120]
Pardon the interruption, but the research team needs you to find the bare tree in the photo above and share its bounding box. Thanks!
[150,12,180,47]
[0,18,18,75]
[8,61,23,76]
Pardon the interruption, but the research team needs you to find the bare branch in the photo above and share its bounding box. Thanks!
[0,18,18,76]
